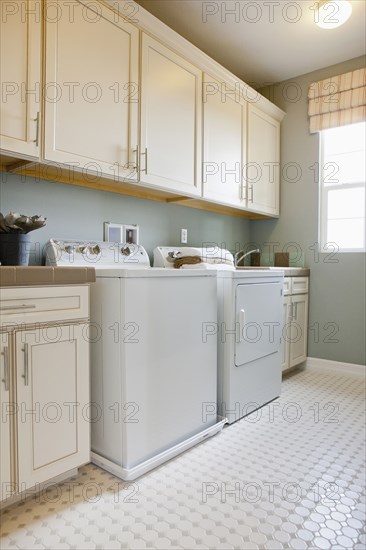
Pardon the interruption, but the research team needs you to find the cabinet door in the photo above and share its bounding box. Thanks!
[0,0,41,157]
[16,324,90,489]
[203,74,246,207]
[281,296,291,372]
[289,294,309,368]
[0,333,12,501]
[246,105,280,215]
[44,0,139,181]
[140,33,202,195]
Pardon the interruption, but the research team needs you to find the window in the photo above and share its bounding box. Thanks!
[319,122,366,252]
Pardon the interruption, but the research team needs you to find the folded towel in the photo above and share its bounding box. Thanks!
[174,256,202,268]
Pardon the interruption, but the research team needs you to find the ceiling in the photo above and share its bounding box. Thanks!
[135,0,366,85]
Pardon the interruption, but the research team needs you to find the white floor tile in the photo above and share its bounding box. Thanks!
[1,366,365,550]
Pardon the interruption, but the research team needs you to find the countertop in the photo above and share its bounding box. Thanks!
[0,266,96,287]
[236,267,310,277]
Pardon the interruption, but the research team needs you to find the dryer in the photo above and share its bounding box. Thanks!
[47,240,226,480]
[154,246,284,424]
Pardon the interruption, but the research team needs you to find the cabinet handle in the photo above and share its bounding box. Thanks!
[33,112,40,147]
[22,344,29,386]
[1,346,9,392]
[240,183,247,201]
[289,302,297,321]
[133,144,139,173]
[249,185,254,203]
[0,304,36,311]
[289,303,294,321]
[294,302,298,321]
[141,147,148,173]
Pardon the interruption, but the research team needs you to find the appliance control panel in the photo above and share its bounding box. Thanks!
[46,239,150,267]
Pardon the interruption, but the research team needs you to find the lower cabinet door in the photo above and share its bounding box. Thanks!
[289,294,309,368]
[0,333,12,501]
[16,324,90,490]
[281,296,291,372]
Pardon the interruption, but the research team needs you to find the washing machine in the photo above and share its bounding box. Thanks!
[46,239,226,480]
[154,246,284,424]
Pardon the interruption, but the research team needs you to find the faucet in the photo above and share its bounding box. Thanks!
[234,248,260,267]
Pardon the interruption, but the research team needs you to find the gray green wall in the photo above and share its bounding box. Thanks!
[252,55,366,366]
[0,173,250,264]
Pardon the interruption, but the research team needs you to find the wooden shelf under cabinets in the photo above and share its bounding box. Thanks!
[0,153,270,220]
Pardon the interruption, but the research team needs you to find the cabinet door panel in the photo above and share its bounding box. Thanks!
[0,0,41,157]
[16,324,89,489]
[203,75,246,207]
[247,105,280,215]
[31,340,78,468]
[140,34,202,195]
[0,333,12,501]
[44,0,139,180]
[281,296,291,372]
[289,294,308,368]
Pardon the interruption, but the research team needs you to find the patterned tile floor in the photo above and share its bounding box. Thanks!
[1,365,365,550]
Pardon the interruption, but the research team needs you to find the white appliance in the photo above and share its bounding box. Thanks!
[154,246,284,424]
[46,239,226,480]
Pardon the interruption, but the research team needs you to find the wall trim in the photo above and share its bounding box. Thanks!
[306,357,366,376]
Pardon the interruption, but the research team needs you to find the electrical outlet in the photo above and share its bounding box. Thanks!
[181,228,188,244]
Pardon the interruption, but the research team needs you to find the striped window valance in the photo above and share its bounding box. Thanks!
[308,67,366,133]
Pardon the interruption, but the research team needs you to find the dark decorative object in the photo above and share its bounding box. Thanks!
[274,252,290,267]
[0,212,47,266]
[250,252,261,266]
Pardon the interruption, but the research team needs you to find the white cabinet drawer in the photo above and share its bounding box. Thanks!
[0,286,89,327]
[291,277,309,295]
[283,278,291,295]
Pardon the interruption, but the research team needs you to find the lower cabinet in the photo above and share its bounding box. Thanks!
[15,325,90,490]
[0,285,91,503]
[0,333,12,501]
[282,277,309,373]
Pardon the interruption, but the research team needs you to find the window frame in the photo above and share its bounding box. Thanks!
[319,124,366,253]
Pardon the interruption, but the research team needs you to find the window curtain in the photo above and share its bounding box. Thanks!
[308,67,366,133]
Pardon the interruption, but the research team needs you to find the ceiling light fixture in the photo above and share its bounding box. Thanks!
[315,0,352,29]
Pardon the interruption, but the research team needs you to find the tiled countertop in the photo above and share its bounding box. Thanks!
[236,267,310,277]
[0,266,96,286]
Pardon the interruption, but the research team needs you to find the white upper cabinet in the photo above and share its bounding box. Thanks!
[0,0,41,157]
[140,33,202,196]
[246,104,280,216]
[203,75,246,207]
[44,0,139,180]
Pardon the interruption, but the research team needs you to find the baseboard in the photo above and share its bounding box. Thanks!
[306,357,366,376]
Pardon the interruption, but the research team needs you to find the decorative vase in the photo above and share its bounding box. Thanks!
[0,233,31,266]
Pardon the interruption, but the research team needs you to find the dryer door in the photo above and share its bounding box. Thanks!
[235,282,282,367]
